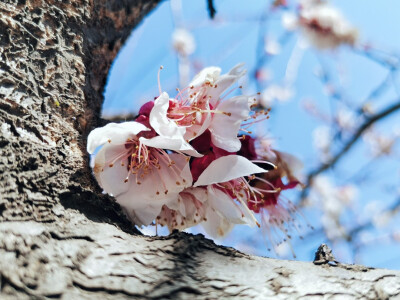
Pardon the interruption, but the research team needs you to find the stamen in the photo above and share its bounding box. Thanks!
[158,66,163,95]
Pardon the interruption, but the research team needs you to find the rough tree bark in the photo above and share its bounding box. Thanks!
[1,1,400,299]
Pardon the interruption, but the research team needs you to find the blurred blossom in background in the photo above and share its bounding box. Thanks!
[103,0,400,269]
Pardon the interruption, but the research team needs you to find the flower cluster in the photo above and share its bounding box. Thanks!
[283,0,358,49]
[172,28,196,57]
[309,175,358,240]
[87,65,303,243]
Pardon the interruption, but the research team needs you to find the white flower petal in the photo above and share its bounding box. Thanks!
[140,136,202,157]
[167,153,193,189]
[190,66,221,87]
[171,188,206,218]
[139,136,182,150]
[148,93,202,157]
[201,206,234,238]
[207,186,250,224]
[166,193,186,215]
[160,185,208,228]
[208,64,246,107]
[210,95,250,152]
[93,150,130,198]
[124,204,165,226]
[183,102,212,142]
[87,122,148,154]
[150,92,186,139]
[186,187,208,203]
[194,155,268,187]
[115,153,192,226]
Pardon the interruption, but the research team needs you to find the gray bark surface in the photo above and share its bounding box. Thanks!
[1,1,400,299]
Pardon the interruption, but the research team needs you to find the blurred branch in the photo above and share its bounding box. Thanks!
[343,158,377,184]
[363,70,394,105]
[353,46,400,70]
[350,197,400,238]
[207,0,216,19]
[298,196,400,256]
[300,98,400,203]
[349,197,400,262]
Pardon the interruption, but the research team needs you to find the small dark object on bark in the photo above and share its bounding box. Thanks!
[313,243,339,266]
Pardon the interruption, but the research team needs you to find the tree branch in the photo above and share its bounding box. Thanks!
[301,98,400,201]
[1,213,400,298]
[207,0,217,19]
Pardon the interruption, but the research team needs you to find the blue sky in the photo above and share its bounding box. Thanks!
[104,0,400,269]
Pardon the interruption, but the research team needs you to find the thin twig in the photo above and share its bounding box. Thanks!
[207,0,217,19]
[300,98,400,202]
[349,197,400,238]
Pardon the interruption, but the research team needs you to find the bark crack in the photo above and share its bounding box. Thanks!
[72,280,143,298]
[49,231,95,242]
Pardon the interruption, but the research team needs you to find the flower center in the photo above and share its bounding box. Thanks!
[124,138,160,184]
[167,85,232,128]
[102,138,186,192]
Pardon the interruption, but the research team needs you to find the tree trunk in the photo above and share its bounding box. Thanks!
[1,1,400,299]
